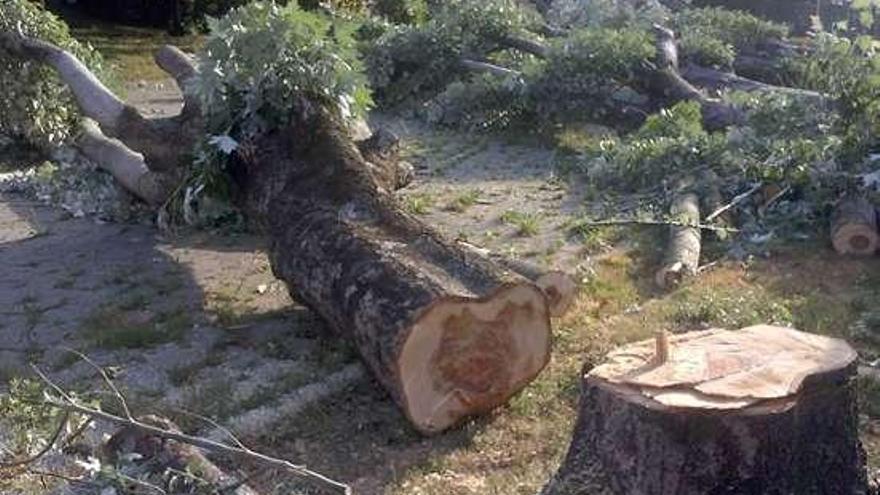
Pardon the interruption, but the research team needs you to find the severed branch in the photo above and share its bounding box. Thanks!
[30,364,351,495]
[77,119,177,205]
[0,31,126,132]
[460,58,523,78]
[655,177,702,289]
[0,32,198,182]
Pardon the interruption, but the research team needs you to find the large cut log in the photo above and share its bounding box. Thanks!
[542,325,866,495]
[236,102,552,434]
[655,178,701,289]
[831,195,879,256]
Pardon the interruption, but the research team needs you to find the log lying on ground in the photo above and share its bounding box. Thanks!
[104,415,259,495]
[457,241,578,317]
[542,325,866,495]
[252,107,552,434]
[1,33,554,435]
[655,178,701,289]
[831,195,879,256]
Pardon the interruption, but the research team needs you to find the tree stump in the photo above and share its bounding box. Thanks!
[831,196,879,256]
[542,325,866,495]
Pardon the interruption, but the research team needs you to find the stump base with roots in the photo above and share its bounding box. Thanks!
[542,325,866,495]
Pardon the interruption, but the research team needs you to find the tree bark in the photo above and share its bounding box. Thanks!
[831,195,879,256]
[542,325,866,495]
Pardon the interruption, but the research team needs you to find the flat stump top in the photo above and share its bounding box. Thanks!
[589,325,857,410]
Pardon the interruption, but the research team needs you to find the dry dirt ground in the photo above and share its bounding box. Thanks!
[5,80,880,495]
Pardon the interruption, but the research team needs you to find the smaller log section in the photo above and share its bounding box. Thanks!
[831,195,879,256]
[542,325,866,495]
[457,241,578,317]
[655,178,701,289]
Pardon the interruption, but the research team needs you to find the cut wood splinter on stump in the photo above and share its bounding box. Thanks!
[542,325,866,495]
[831,195,879,256]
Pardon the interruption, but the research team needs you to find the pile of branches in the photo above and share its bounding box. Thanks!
[360,0,880,266]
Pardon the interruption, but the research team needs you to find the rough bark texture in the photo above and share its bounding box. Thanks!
[655,178,701,289]
[831,195,879,256]
[232,101,552,434]
[542,326,866,495]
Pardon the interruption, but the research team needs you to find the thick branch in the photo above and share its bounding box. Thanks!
[648,25,743,130]
[0,31,125,131]
[681,64,826,102]
[155,45,201,114]
[500,35,549,58]
[77,119,176,206]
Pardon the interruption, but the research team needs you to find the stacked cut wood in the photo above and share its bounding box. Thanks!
[542,325,866,495]
[831,195,879,256]
[543,325,866,495]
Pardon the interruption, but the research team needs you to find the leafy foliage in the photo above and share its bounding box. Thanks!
[547,0,668,29]
[526,27,655,123]
[0,0,116,148]
[191,1,371,194]
[784,32,880,162]
[364,0,537,103]
[372,0,428,25]
[672,7,789,69]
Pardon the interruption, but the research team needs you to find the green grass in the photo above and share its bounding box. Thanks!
[80,304,191,349]
[501,210,541,237]
[64,13,203,82]
[444,189,481,213]
[402,193,435,215]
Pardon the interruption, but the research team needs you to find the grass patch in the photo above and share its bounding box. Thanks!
[444,189,481,213]
[64,13,204,82]
[403,193,435,215]
[501,210,541,237]
[80,304,191,349]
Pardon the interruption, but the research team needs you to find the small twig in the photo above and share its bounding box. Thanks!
[25,468,94,486]
[705,182,762,222]
[0,411,69,469]
[576,218,739,233]
[114,471,167,494]
[171,407,248,450]
[30,365,351,495]
[62,347,133,420]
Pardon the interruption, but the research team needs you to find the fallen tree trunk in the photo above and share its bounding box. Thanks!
[246,109,552,434]
[542,325,866,495]
[1,32,553,435]
[655,178,701,289]
[831,195,879,256]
